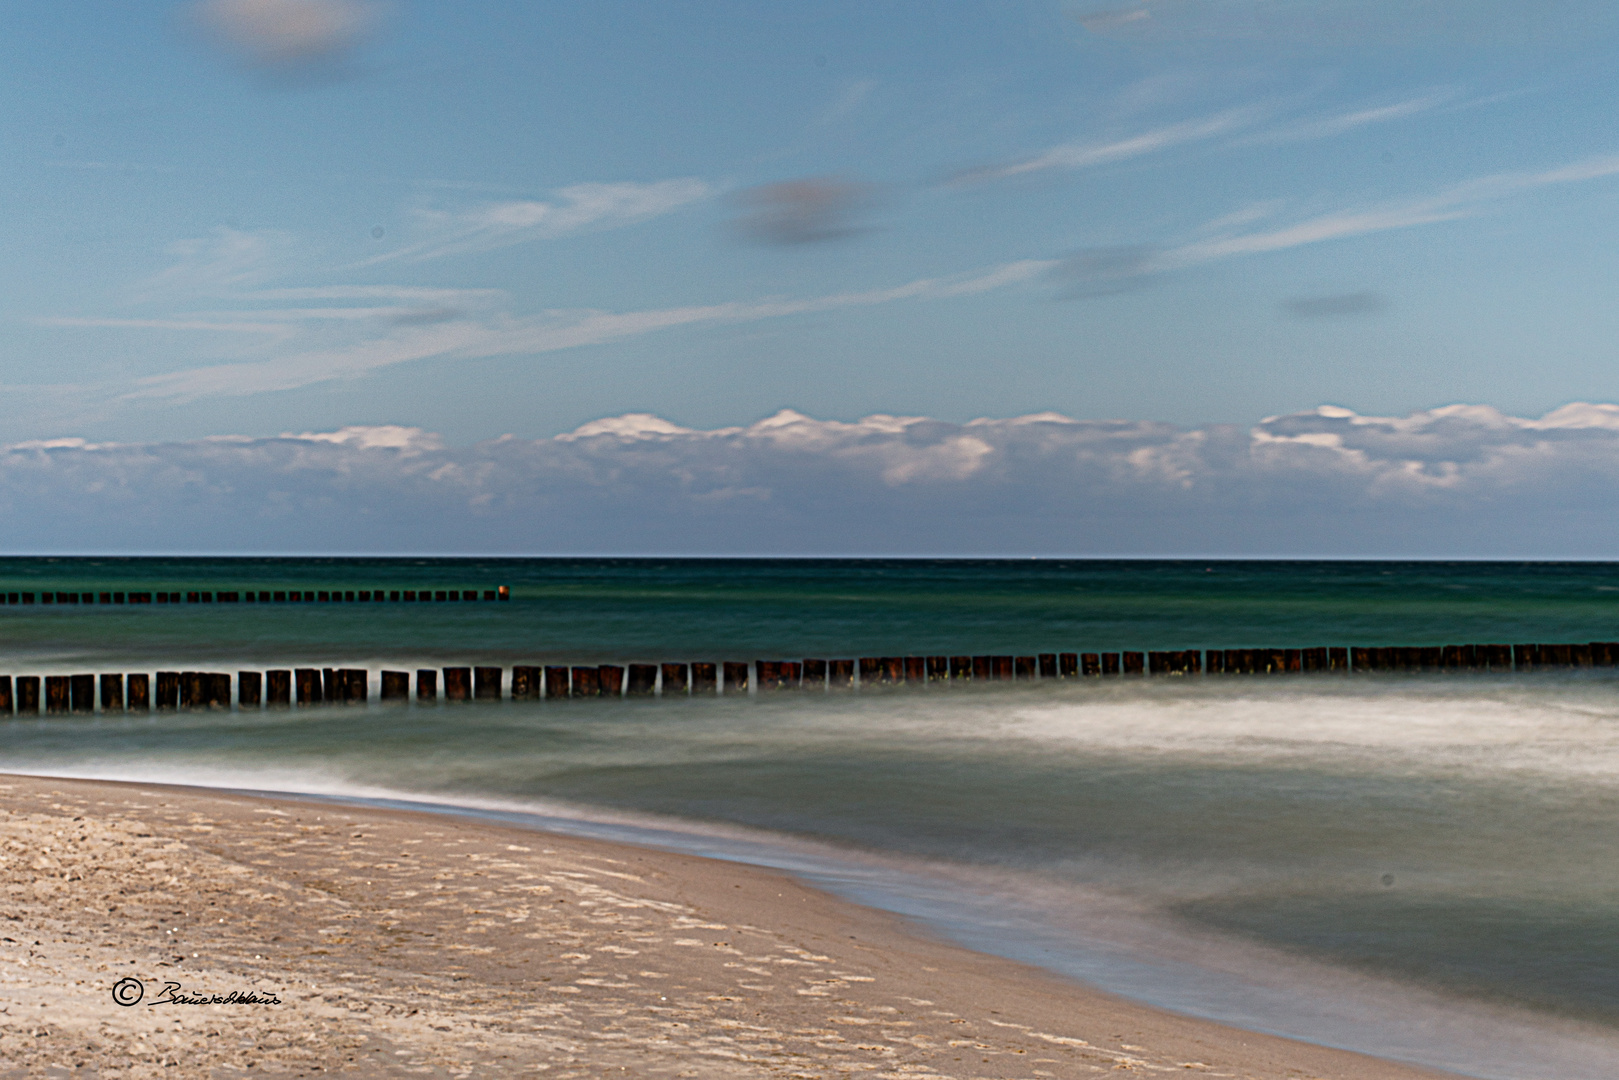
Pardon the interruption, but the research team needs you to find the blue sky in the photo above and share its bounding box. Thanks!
[5,2,1619,553]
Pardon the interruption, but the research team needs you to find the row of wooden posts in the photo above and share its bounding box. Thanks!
[1,641,1615,714]
[0,587,510,606]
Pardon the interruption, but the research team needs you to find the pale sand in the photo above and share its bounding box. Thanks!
[0,774,1452,1079]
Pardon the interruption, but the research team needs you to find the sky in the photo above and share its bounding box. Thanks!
[6,1,1619,554]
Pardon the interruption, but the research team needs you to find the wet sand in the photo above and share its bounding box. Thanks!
[0,774,1453,1078]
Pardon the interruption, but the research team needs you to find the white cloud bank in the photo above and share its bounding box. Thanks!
[8,404,1619,556]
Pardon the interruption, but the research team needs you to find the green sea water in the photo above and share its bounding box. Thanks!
[2,556,1619,666]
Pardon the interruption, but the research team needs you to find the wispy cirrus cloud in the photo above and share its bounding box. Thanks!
[1165,151,1619,267]
[1052,149,1619,296]
[948,107,1262,185]
[361,178,719,265]
[118,260,1058,402]
[1240,90,1459,144]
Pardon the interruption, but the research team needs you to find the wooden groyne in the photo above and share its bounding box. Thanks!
[1,641,1615,715]
[0,586,510,606]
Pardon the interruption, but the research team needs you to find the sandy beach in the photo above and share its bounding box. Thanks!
[0,774,1450,1079]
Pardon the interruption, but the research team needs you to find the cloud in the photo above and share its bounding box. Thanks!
[1049,247,1161,297]
[193,0,379,69]
[13,403,1619,555]
[110,260,1056,402]
[948,108,1261,185]
[1281,292,1388,318]
[1242,91,1458,145]
[366,179,718,264]
[732,177,878,245]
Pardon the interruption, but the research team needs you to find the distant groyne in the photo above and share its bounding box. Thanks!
[0,586,509,606]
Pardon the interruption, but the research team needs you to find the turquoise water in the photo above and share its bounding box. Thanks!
[4,556,1619,665]
[3,557,1619,1078]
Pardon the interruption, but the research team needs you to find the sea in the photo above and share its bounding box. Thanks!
[1,556,1617,1079]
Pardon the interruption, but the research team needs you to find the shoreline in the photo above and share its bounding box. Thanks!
[0,772,1455,1078]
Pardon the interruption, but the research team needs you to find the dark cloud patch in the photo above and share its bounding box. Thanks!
[388,307,463,326]
[1282,292,1388,319]
[1049,247,1160,298]
[732,177,877,245]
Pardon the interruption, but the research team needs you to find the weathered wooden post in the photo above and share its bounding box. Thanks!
[343,669,368,704]
[295,669,321,706]
[570,666,600,697]
[543,666,568,699]
[904,657,926,682]
[1081,653,1101,676]
[661,662,690,695]
[511,666,540,700]
[128,673,150,711]
[416,669,438,701]
[626,664,656,695]
[1511,644,1533,671]
[859,658,882,685]
[45,675,70,714]
[1015,656,1037,679]
[320,668,338,702]
[0,676,11,714]
[176,672,198,709]
[100,674,124,712]
[380,671,409,701]
[474,667,502,701]
[884,657,905,684]
[1204,649,1223,675]
[692,662,719,694]
[1147,651,1167,675]
[783,661,803,688]
[1281,649,1300,673]
[755,661,780,690]
[1419,647,1442,671]
[498,586,509,601]
[1035,654,1055,678]
[1100,653,1120,676]
[1058,653,1078,678]
[1122,652,1144,676]
[238,672,262,708]
[992,656,1014,680]
[69,674,94,714]
[949,656,972,679]
[264,670,289,707]
[1592,642,1618,667]
[722,662,748,694]
[598,665,625,696]
[970,656,990,680]
[927,656,948,681]
[208,673,232,709]
[17,676,40,714]
[444,667,472,701]
[827,659,853,689]
[1573,644,1594,668]
[800,659,825,690]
